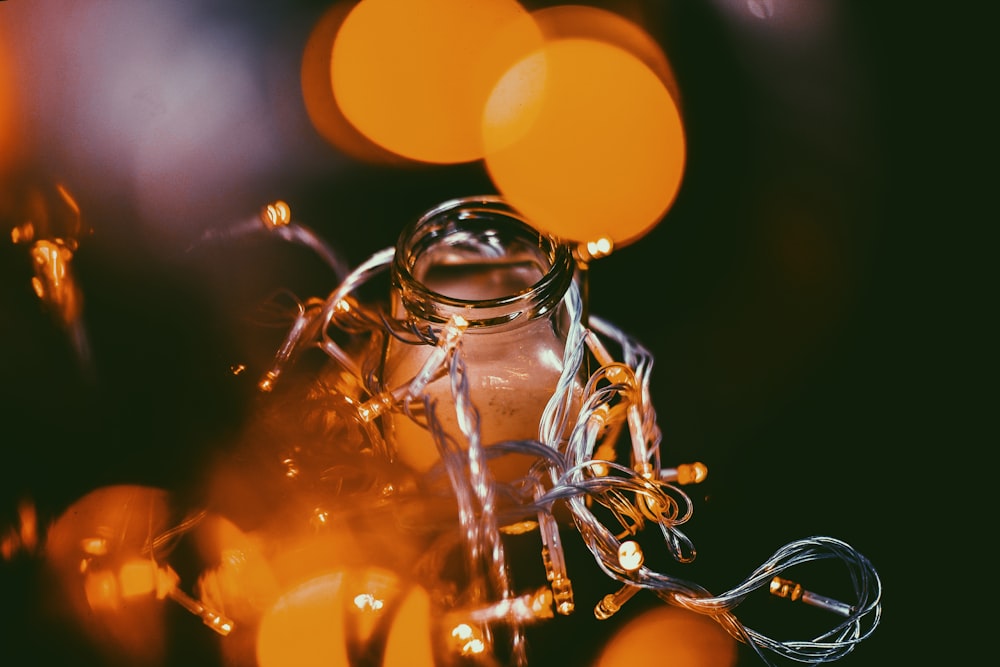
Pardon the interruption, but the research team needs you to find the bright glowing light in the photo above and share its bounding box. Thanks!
[484,38,686,248]
[353,592,384,611]
[117,560,160,598]
[449,622,488,656]
[301,0,412,165]
[530,4,681,103]
[45,486,175,665]
[192,515,280,629]
[260,200,292,229]
[257,573,350,667]
[0,499,38,561]
[382,586,435,667]
[618,540,645,571]
[596,607,737,667]
[83,570,120,611]
[331,0,544,163]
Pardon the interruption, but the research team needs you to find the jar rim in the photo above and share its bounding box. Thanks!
[392,195,575,327]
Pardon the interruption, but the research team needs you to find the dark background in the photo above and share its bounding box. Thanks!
[1,0,974,665]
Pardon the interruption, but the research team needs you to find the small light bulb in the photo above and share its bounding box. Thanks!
[769,576,854,618]
[618,541,644,572]
[260,200,292,229]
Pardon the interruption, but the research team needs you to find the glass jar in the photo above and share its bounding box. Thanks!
[379,195,581,482]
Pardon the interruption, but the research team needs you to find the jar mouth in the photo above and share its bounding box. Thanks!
[393,195,575,328]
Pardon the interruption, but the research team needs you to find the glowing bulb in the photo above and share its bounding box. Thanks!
[660,461,709,485]
[382,585,436,667]
[484,38,686,248]
[595,607,737,667]
[449,623,488,656]
[45,484,240,664]
[0,498,38,561]
[260,200,291,229]
[618,540,645,572]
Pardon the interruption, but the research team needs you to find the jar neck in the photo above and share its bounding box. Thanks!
[392,196,575,329]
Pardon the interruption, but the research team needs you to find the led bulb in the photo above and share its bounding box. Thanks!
[618,541,644,572]
[45,485,236,663]
[260,200,292,229]
[769,576,854,618]
[660,462,708,485]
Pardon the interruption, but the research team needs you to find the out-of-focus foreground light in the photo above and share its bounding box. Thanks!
[256,569,436,667]
[44,485,176,666]
[330,0,543,164]
[483,37,685,249]
[529,4,681,104]
[0,18,19,173]
[595,606,737,667]
[323,0,684,248]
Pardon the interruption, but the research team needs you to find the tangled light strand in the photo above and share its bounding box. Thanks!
[244,204,881,666]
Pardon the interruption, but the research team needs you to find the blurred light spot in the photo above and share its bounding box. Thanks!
[117,559,160,598]
[10,223,35,244]
[45,485,174,665]
[0,498,39,561]
[81,536,109,557]
[748,0,776,20]
[596,606,737,667]
[83,569,121,611]
[382,585,435,667]
[3,1,288,238]
[193,515,280,627]
[483,38,686,248]
[530,4,681,103]
[257,573,350,667]
[331,0,544,164]
[0,21,18,171]
[260,200,292,229]
[499,519,538,535]
[300,0,413,166]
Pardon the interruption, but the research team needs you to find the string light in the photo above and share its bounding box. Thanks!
[1,194,883,667]
[1,1,884,664]
[219,197,882,666]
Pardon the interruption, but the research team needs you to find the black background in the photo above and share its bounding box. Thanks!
[1,1,978,665]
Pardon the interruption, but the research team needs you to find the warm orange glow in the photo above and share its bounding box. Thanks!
[0,21,19,171]
[192,515,280,627]
[484,38,686,248]
[331,0,544,163]
[117,560,160,598]
[382,585,436,667]
[449,622,487,656]
[618,540,645,571]
[596,607,738,667]
[301,1,413,166]
[530,4,681,104]
[83,570,120,611]
[257,573,350,667]
[257,571,427,667]
[45,485,174,665]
